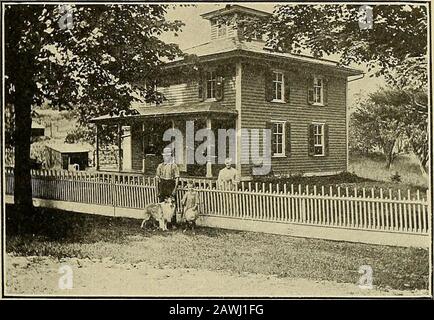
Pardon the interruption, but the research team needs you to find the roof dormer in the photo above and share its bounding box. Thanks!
[201,4,271,42]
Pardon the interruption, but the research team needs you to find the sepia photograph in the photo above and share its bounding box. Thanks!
[1,1,432,302]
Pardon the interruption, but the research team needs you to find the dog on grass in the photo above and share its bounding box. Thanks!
[140,197,176,231]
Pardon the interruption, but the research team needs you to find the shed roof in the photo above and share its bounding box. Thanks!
[31,122,45,129]
[46,143,91,153]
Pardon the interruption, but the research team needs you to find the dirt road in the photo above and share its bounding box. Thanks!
[5,254,428,297]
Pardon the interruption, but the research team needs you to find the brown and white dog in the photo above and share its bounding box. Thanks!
[140,197,176,231]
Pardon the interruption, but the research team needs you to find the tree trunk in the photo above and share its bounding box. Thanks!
[13,76,34,215]
[385,140,396,170]
[419,154,429,175]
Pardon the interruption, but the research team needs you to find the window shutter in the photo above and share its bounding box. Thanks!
[198,74,205,101]
[284,73,291,103]
[215,76,224,101]
[324,123,329,156]
[266,121,275,154]
[308,124,315,156]
[265,70,274,102]
[307,76,314,105]
[285,121,291,157]
[323,78,329,106]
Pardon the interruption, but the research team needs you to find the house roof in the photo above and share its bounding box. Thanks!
[170,38,362,76]
[46,143,91,153]
[200,4,272,20]
[90,101,237,123]
[31,122,45,129]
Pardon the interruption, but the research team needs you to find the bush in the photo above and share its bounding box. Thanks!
[391,171,402,183]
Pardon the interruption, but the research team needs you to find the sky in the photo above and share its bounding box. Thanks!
[161,3,386,107]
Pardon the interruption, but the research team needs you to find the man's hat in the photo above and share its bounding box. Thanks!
[162,147,173,156]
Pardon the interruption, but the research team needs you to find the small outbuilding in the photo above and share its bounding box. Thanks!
[31,122,45,138]
[45,143,90,171]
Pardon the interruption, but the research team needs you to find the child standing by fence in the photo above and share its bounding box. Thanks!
[181,180,200,234]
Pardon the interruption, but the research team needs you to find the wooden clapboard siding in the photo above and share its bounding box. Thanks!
[158,81,199,107]
[210,20,237,40]
[157,69,237,110]
[210,22,218,40]
[240,63,348,177]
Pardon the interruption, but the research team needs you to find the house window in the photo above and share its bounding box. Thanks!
[313,123,325,156]
[272,121,285,157]
[217,22,227,38]
[313,77,323,105]
[272,71,284,102]
[206,71,216,99]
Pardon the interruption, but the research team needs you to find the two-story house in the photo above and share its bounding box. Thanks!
[91,5,362,180]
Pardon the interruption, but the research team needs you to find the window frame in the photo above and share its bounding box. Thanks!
[271,120,286,157]
[216,22,227,38]
[312,122,325,156]
[206,70,217,100]
[272,71,285,103]
[312,76,324,106]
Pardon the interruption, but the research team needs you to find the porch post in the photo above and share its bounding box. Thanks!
[95,124,100,170]
[117,123,123,172]
[235,62,243,178]
[206,117,213,178]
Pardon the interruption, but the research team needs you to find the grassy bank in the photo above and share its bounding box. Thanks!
[349,152,428,189]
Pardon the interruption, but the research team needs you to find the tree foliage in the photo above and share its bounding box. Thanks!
[248,4,427,90]
[351,88,428,172]
[4,4,184,213]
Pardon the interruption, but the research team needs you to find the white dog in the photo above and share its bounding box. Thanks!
[140,197,176,231]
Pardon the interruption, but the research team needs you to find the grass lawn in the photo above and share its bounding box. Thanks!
[6,205,429,292]
[349,152,428,189]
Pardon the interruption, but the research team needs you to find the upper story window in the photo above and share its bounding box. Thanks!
[313,76,323,105]
[272,71,284,102]
[272,121,285,157]
[217,22,227,38]
[313,123,325,156]
[206,71,217,99]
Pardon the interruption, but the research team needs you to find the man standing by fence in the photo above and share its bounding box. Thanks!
[156,147,180,228]
[217,158,239,190]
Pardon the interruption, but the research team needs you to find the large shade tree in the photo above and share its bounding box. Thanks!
[351,88,428,172]
[243,4,428,90]
[5,4,184,217]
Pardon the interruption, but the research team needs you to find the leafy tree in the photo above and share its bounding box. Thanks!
[351,88,428,172]
[368,89,428,173]
[249,4,428,91]
[349,117,375,156]
[5,4,184,215]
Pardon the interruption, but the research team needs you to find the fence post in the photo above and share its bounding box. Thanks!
[300,185,306,223]
[416,190,421,233]
[427,189,431,233]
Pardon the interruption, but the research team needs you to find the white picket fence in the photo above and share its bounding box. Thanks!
[4,167,430,235]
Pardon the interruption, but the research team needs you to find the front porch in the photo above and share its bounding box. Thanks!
[90,103,238,178]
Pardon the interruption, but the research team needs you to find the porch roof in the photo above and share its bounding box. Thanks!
[90,101,237,124]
